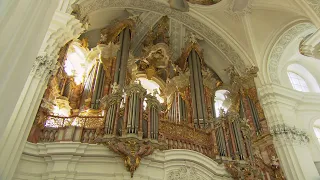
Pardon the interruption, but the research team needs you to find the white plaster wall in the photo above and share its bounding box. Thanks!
[13,142,231,180]
[258,83,320,179]
[0,0,59,140]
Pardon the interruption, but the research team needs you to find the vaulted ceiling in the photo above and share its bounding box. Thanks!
[75,0,317,83]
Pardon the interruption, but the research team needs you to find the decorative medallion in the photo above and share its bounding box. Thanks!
[167,166,204,180]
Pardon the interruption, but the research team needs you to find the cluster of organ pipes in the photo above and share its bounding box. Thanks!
[101,82,160,140]
[29,17,285,179]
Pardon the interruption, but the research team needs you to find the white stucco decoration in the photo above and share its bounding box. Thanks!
[267,22,316,84]
[14,143,231,180]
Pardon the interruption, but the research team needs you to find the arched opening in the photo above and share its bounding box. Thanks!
[64,42,89,85]
[286,63,320,92]
[138,77,164,103]
[287,71,309,92]
[214,89,230,117]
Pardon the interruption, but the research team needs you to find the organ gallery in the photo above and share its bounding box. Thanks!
[28,16,285,179]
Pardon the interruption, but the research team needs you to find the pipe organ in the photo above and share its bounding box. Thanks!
[28,17,285,179]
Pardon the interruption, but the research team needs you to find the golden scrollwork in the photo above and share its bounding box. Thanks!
[177,42,204,71]
[95,137,167,178]
[44,115,104,129]
[100,19,135,44]
[159,120,211,147]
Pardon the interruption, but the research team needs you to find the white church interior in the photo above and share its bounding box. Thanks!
[1,0,320,179]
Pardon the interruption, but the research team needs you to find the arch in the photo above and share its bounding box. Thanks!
[75,0,253,73]
[263,20,316,85]
[64,40,89,85]
[38,12,84,70]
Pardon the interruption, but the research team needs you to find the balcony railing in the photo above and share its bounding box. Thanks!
[28,115,278,179]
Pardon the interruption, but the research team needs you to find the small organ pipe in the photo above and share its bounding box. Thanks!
[139,98,143,132]
[222,125,231,157]
[105,107,111,133]
[151,107,154,139]
[154,108,156,139]
[127,97,132,133]
[135,95,140,134]
[156,110,159,139]
[112,104,120,135]
[132,93,137,133]
[148,106,151,138]
[123,96,129,134]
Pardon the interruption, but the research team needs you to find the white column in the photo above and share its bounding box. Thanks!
[258,84,320,180]
[0,56,54,179]
[0,2,84,179]
[0,0,59,140]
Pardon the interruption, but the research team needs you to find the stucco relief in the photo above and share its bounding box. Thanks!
[167,166,204,180]
[170,19,183,61]
[267,23,315,84]
[131,12,162,53]
[76,0,247,73]
[225,0,253,18]
[270,123,310,145]
[31,55,59,80]
[305,0,320,17]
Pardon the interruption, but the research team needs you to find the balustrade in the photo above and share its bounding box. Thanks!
[33,110,254,161]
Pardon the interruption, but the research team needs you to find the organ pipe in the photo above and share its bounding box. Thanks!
[247,96,262,134]
[113,28,131,88]
[146,94,161,140]
[124,83,146,135]
[188,49,207,128]
[168,92,187,123]
[80,62,99,109]
[91,62,106,109]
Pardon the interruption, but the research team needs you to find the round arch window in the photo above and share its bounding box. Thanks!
[287,72,309,92]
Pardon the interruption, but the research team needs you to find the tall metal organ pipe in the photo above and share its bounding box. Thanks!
[247,96,262,134]
[91,62,106,109]
[113,27,131,88]
[188,49,206,128]
[80,62,99,109]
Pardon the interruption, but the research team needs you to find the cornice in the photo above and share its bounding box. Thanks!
[23,142,231,179]
[258,84,320,111]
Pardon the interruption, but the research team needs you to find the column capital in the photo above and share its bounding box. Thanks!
[31,55,59,81]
